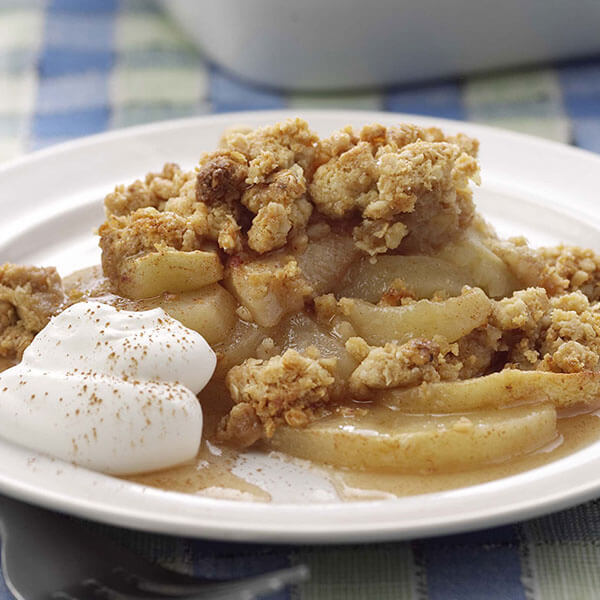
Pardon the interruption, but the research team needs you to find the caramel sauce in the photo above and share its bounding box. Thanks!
[62,265,109,297]
[128,442,271,501]
[0,357,14,373]
[330,412,600,500]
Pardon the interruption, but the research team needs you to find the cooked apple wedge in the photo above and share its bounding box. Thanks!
[379,369,600,414]
[274,312,358,379]
[225,253,311,327]
[338,287,491,346]
[119,248,223,299]
[140,283,238,345]
[268,404,557,473]
[338,255,467,302]
[436,230,520,298]
[213,320,267,379]
[295,232,360,295]
[337,229,520,303]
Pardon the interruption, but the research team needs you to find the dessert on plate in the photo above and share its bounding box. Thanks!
[2,118,600,498]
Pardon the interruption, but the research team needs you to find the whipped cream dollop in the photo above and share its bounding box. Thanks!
[0,302,215,475]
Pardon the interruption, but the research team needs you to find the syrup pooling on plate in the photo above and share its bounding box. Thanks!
[3,118,600,498]
[124,403,600,501]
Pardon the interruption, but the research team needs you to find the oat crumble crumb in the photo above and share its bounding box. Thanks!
[218,348,338,447]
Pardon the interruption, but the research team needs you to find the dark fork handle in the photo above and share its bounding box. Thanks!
[0,495,194,599]
[121,564,309,598]
[56,564,309,600]
[0,494,99,600]
[0,495,310,600]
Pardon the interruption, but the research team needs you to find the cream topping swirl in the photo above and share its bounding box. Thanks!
[0,301,215,475]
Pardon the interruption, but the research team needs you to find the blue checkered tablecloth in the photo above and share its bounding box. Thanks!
[2,1,600,599]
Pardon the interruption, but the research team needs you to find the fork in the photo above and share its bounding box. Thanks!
[0,493,309,599]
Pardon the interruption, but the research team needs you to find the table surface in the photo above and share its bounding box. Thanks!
[2,1,600,599]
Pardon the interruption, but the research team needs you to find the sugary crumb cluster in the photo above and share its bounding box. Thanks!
[219,348,337,447]
[0,264,65,359]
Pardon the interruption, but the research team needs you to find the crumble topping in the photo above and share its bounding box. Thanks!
[218,348,338,447]
[226,253,313,327]
[491,287,550,333]
[98,208,204,283]
[220,117,319,183]
[539,293,600,371]
[539,245,600,300]
[487,238,600,300]
[93,119,600,447]
[0,264,65,359]
[98,119,481,298]
[196,150,248,207]
[346,337,462,399]
[310,124,479,255]
[352,220,409,255]
[490,289,600,373]
[104,162,197,217]
[243,165,312,254]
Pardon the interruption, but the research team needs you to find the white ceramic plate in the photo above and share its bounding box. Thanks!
[1,110,600,543]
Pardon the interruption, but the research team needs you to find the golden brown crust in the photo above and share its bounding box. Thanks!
[220,117,320,183]
[353,220,408,255]
[491,287,549,333]
[346,337,462,399]
[310,124,479,256]
[98,208,203,283]
[487,239,600,301]
[247,202,292,254]
[243,165,312,254]
[196,151,248,207]
[0,264,65,359]
[218,348,338,446]
[105,163,195,217]
[0,301,15,331]
[487,289,600,373]
[99,119,481,291]
[539,245,600,300]
[539,293,600,372]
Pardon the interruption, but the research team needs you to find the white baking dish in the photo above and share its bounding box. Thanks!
[160,0,600,91]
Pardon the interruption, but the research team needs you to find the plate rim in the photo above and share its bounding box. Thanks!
[2,108,600,543]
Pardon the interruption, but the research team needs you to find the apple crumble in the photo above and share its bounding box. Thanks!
[0,264,65,359]
[4,117,600,483]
